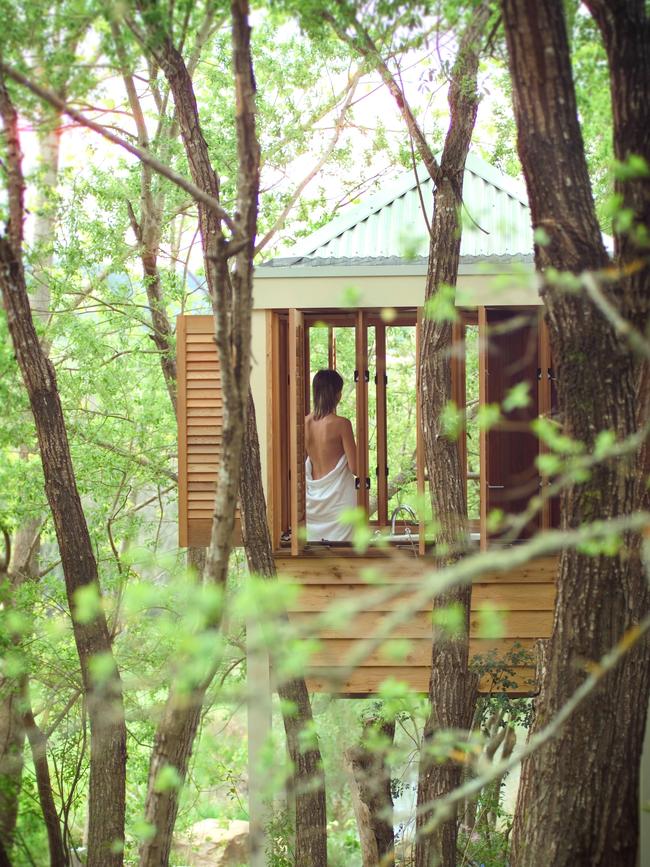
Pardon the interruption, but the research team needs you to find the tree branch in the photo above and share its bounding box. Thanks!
[0,62,240,236]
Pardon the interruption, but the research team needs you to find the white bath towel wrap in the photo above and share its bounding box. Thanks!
[305,454,357,542]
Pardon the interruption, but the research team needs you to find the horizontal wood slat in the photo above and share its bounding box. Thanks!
[305,666,537,696]
[186,315,215,333]
[290,609,553,640]
[306,637,535,668]
[275,552,557,696]
[282,581,556,613]
[276,555,558,585]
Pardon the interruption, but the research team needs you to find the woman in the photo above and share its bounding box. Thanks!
[305,369,357,542]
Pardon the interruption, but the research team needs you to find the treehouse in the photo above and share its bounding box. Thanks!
[177,155,559,696]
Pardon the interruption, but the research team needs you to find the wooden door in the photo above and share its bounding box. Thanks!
[479,307,542,544]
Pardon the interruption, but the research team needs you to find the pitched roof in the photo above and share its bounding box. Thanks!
[263,153,533,269]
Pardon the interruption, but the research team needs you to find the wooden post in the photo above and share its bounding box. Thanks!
[304,324,311,413]
[416,308,426,555]
[247,616,272,867]
[289,309,306,555]
[478,306,488,551]
[267,312,282,550]
[356,310,369,514]
[328,325,336,369]
[375,323,388,527]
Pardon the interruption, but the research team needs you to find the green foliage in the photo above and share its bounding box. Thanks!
[424,284,459,324]
[0,1,640,863]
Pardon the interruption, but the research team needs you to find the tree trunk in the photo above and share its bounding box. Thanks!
[136,4,260,863]
[0,110,61,855]
[23,694,66,867]
[501,2,650,865]
[344,715,395,867]
[0,83,127,867]
[239,393,328,867]
[414,11,489,866]
[0,669,24,855]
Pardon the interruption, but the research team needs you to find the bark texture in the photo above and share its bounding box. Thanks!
[239,394,329,867]
[325,8,490,863]
[0,111,60,855]
[0,524,37,853]
[23,696,66,867]
[133,4,260,863]
[501,2,650,865]
[344,716,395,867]
[414,11,489,866]
[0,80,127,867]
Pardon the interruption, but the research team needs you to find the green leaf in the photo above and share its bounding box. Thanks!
[432,603,464,638]
[477,403,501,431]
[533,226,550,246]
[73,584,103,625]
[424,284,459,323]
[441,400,463,441]
[132,819,157,843]
[88,651,116,687]
[381,639,412,662]
[536,453,562,475]
[154,764,183,793]
[340,285,362,307]
[503,382,531,412]
[613,154,650,181]
[475,605,506,640]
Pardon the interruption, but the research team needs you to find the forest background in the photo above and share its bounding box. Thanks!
[0,1,647,866]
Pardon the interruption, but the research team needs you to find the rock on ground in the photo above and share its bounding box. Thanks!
[172,818,249,867]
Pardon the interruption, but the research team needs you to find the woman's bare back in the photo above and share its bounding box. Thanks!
[305,412,357,479]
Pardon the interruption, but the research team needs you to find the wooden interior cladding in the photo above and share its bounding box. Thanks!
[177,315,241,547]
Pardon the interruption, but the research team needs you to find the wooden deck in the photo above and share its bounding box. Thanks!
[274,550,558,696]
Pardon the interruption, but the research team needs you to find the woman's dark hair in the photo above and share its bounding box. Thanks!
[312,369,343,420]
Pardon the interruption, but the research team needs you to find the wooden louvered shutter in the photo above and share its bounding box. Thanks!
[177,315,241,548]
[289,309,306,555]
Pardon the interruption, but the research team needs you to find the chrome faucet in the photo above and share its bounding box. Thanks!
[390,504,417,535]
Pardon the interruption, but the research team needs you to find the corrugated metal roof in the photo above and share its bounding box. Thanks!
[278,153,533,263]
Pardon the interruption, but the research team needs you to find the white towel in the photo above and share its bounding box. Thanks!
[306,453,357,542]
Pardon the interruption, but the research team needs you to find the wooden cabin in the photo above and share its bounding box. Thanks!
[177,155,559,696]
